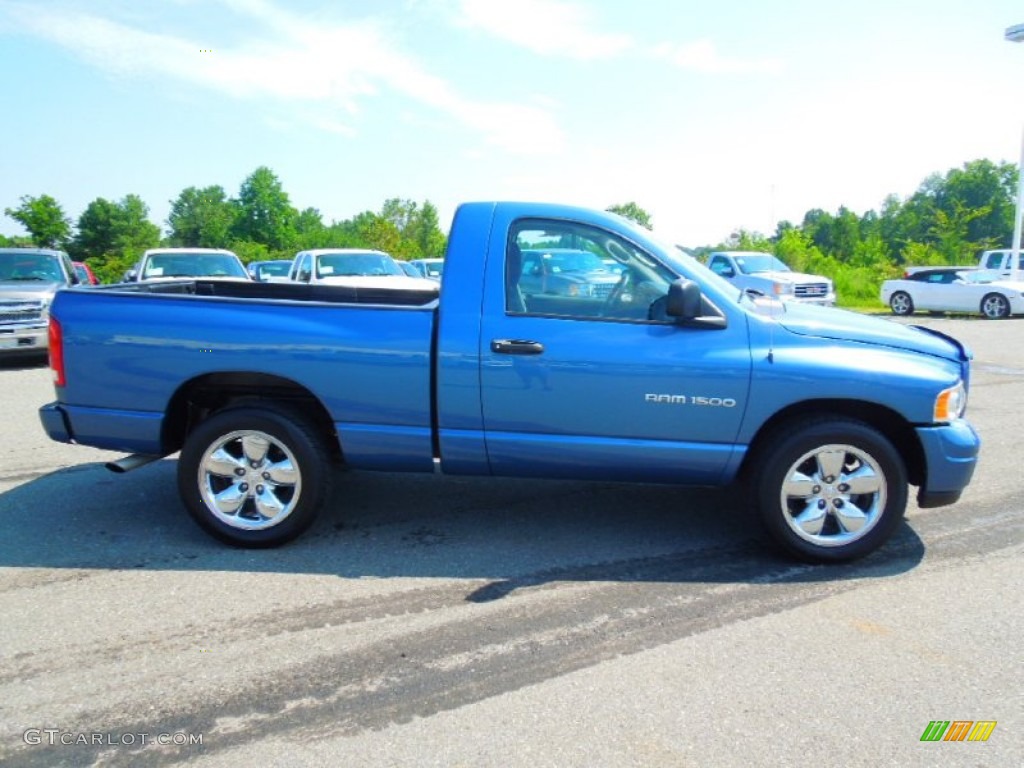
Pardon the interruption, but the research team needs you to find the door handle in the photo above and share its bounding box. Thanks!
[491,339,545,355]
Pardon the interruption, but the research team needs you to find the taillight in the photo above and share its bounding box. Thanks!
[49,317,65,387]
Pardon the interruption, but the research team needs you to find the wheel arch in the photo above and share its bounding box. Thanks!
[161,371,341,460]
[740,398,924,487]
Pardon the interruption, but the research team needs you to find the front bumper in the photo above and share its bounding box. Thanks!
[915,419,980,508]
[0,324,47,355]
[783,292,836,307]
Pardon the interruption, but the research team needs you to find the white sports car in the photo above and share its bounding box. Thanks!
[880,268,1024,319]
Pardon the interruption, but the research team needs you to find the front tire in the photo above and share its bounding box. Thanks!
[177,405,332,547]
[980,292,1010,319]
[889,291,914,316]
[750,418,907,563]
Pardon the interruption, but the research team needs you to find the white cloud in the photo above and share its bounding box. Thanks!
[0,0,563,155]
[653,39,783,75]
[456,0,632,59]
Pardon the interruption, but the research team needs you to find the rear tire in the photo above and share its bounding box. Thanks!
[177,405,332,547]
[749,418,907,563]
[889,291,914,316]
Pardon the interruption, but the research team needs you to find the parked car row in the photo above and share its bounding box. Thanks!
[115,247,446,290]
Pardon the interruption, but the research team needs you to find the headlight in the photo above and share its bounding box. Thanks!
[934,381,967,422]
[773,282,794,296]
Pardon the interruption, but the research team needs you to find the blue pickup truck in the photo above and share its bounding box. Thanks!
[39,202,980,562]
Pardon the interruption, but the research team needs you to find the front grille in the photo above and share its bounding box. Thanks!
[0,301,44,324]
[794,283,829,298]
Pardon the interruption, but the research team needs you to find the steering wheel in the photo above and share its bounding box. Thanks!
[600,270,631,317]
[606,240,631,265]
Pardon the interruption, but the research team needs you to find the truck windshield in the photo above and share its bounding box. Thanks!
[316,252,403,277]
[736,254,791,275]
[143,253,247,278]
[0,253,62,282]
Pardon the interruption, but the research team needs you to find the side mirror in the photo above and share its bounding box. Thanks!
[666,279,702,320]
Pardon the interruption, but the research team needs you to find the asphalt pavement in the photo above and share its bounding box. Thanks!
[0,316,1020,767]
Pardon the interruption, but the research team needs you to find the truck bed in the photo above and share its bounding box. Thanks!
[47,280,439,468]
[99,278,440,306]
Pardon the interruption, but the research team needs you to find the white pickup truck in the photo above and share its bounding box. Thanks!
[904,248,1023,279]
[706,251,836,306]
[977,249,1024,279]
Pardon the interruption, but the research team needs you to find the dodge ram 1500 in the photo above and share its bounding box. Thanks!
[39,202,979,562]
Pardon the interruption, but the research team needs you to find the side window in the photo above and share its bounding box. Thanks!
[505,219,674,322]
[295,254,311,282]
[708,256,732,277]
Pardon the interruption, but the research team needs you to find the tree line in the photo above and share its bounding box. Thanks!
[2,166,448,284]
[706,158,1019,306]
[3,159,1018,304]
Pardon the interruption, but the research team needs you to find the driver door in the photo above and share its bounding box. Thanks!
[479,219,751,484]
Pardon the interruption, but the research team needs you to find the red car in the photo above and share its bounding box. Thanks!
[73,261,99,285]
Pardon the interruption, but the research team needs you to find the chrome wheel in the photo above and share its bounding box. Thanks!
[779,443,886,548]
[179,405,332,547]
[752,417,906,562]
[889,291,913,316]
[198,429,302,530]
[980,293,1009,319]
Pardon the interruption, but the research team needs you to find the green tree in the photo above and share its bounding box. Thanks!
[354,212,403,255]
[293,206,331,250]
[932,160,1015,254]
[407,200,447,257]
[71,195,161,282]
[0,233,32,247]
[71,197,120,261]
[167,185,234,247]
[606,202,653,230]
[231,167,296,251]
[928,201,995,263]
[4,194,71,248]
[378,198,447,258]
[723,228,773,251]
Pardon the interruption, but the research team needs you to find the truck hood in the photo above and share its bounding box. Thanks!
[138,276,250,283]
[317,275,439,291]
[751,270,828,285]
[773,303,967,362]
[0,281,60,299]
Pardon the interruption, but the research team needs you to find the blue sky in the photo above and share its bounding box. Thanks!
[1,0,1022,247]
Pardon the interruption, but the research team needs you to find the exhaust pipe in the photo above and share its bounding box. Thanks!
[105,453,164,473]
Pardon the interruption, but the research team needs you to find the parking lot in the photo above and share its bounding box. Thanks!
[0,316,1021,767]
